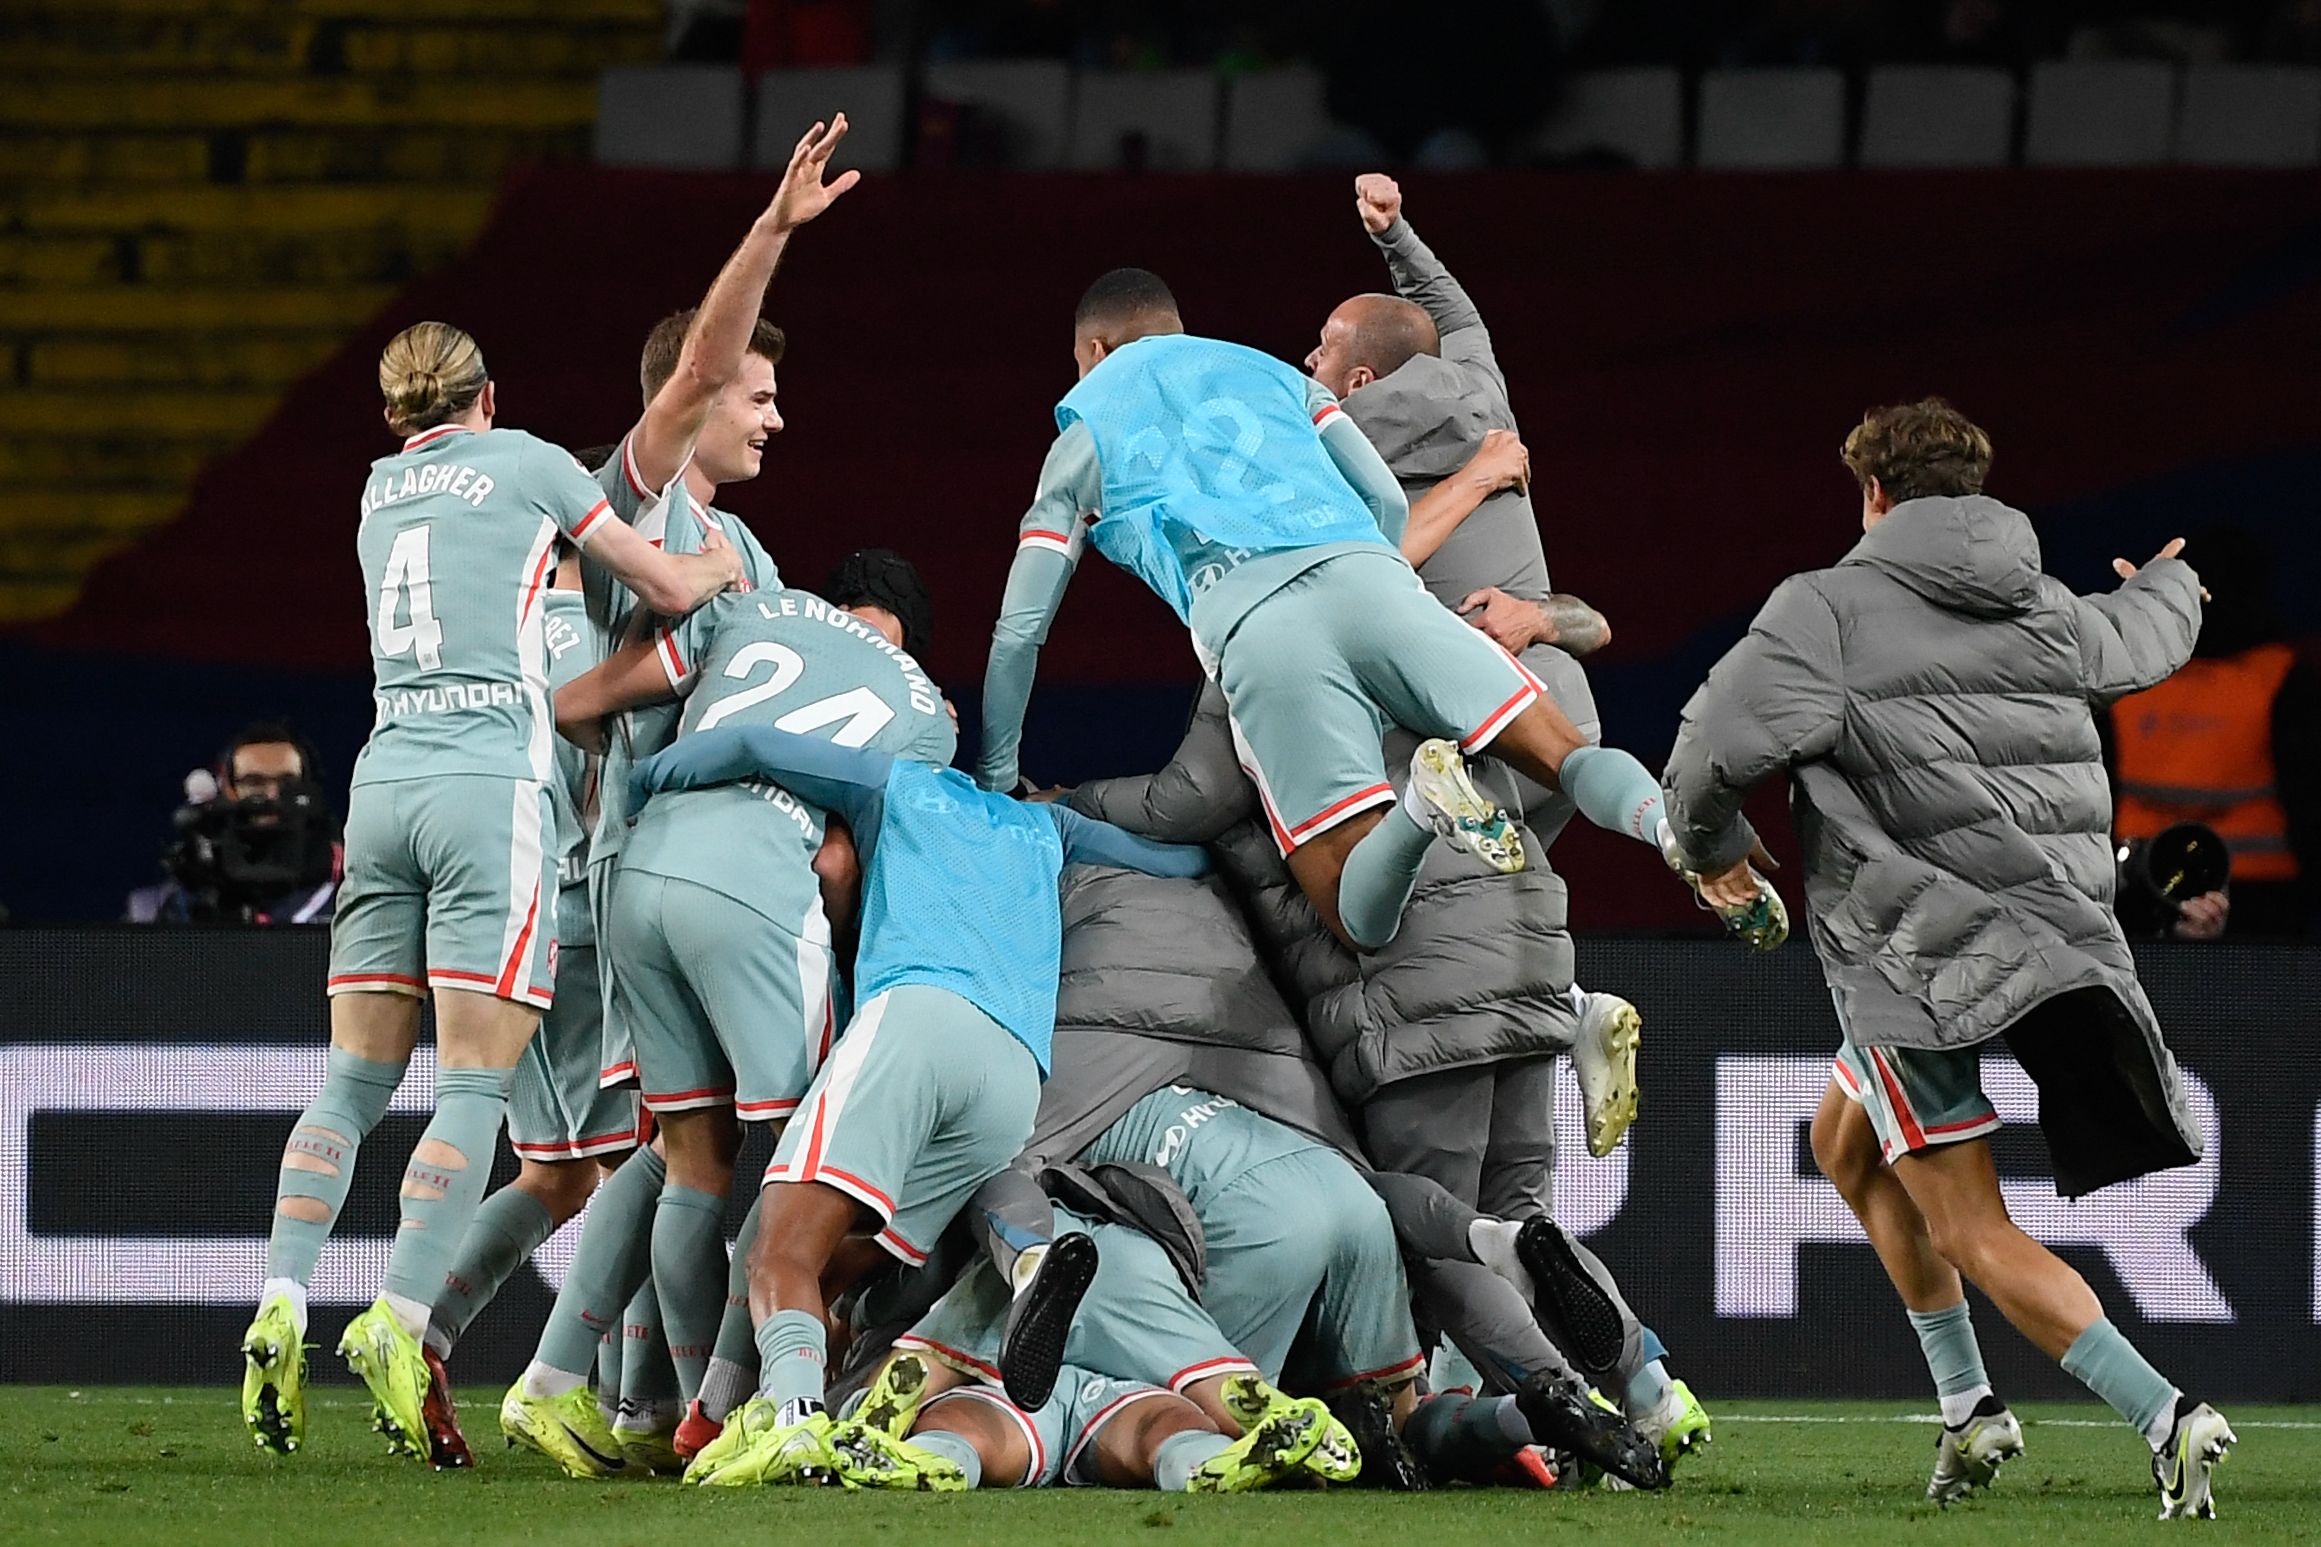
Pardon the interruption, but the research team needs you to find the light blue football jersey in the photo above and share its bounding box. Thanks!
[1054,334,1391,624]
[577,430,781,870]
[620,588,956,930]
[852,761,1068,1074]
[352,425,613,788]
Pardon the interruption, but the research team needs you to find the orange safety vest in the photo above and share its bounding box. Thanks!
[2112,643,2298,883]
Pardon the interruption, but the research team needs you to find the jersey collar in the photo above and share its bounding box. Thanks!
[403,424,477,451]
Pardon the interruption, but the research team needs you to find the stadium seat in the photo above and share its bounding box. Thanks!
[594,64,747,169]
[920,59,1073,170]
[1068,70,1221,171]
[1221,66,1335,172]
[1698,68,1847,171]
[2024,61,2177,167]
[1860,67,2016,169]
[2174,64,2321,168]
[754,64,907,171]
[1526,68,1685,170]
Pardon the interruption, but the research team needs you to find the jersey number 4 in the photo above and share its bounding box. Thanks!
[697,641,896,746]
[376,525,445,668]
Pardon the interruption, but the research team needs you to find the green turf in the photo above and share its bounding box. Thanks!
[2,1389,2313,1545]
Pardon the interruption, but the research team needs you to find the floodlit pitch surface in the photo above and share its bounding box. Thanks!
[5,1391,2316,1545]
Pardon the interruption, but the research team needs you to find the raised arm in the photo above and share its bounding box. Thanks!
[1045,802,1211,879]
[1357,175,1496,378]
[1071,681,1255,843]
[625,117,859,492]
[634,723,890,827]
[1662,576,1847,873]
[977,425,1100,791]
[1310,389,1408,547]
[2070,541,2204,707]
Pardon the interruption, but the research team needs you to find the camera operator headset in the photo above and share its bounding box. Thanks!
[126,721,345,924]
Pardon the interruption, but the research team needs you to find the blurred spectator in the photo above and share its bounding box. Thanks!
[2108,526,2318,939]
[126,721,342,925]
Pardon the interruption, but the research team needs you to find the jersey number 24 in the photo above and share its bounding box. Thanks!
[696,641,895,746]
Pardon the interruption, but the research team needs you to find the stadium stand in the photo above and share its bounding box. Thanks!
[1695,67,1849,170]
[1524,67,1686,170]
[595,63,749,167]
[1859,66,2018,169]
[0,0,663,623]
[754,64,908,171]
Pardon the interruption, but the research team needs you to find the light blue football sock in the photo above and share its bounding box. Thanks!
[1558,744,1665,846]
[754,1308,828,1413]
[1152,1429,1233,1491]
[910,1427,985,1487]
[1339,800,1435,948]
[1907,1301,1994,1426]
[2061,1318,2179,1449]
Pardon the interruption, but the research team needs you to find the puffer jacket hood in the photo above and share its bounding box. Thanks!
[1847,495,2045,620]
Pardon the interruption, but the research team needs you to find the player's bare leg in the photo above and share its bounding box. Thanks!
[1811,1084,2022,1499]
[1890,1135,2230,1516]
[685,1179,861,1484]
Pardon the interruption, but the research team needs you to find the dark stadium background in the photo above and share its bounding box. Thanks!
[4,170,2318,925]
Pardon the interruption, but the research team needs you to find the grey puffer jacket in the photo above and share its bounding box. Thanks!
[1074,681,1577,1107]
[1662,495,2205,1189]
[1025,864,1364,1165]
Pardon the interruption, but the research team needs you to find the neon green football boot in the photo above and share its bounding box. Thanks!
[497,1381,627,1479]
[239,1295,308,1455]
[828,1420,971,1492]
[683,1397,837,1487]
[337,1299,430,1461]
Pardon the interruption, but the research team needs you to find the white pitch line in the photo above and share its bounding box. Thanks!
[1720,1413,2321,1431]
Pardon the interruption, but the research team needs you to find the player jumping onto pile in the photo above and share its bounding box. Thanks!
[976,269,1780,952]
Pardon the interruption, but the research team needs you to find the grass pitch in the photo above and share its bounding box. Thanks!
[4,1388,2316,1546]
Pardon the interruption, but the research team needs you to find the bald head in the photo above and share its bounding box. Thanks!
[1305,293,1440,399]
[1072,267,1184,378]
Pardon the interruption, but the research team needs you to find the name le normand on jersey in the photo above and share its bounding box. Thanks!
[755,592,942,717]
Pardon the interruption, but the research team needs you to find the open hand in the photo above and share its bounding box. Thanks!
[766,114,861,232]
[1355,173,1402,234]
[2113,536,2209,600]
[2170,889,2228,940]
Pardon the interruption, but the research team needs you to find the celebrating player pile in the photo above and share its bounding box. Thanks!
[240,142,2230,1521]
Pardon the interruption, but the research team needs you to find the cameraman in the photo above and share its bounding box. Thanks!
[126,721,343,924]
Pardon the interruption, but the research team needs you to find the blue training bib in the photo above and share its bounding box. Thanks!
[1056,335,1389,623]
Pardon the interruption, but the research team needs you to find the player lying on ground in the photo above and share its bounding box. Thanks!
[1661,397,2233,1520]
[978,268,1779,953]
[624,725,1207,1484]
[838,1353,1343,1494]
[241,320,742,1461]
[812,1198,1361,1494]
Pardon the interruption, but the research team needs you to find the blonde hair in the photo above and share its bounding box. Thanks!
[379,321,488,436]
